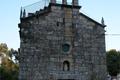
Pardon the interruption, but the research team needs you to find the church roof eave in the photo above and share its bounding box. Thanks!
[79,13,106,28]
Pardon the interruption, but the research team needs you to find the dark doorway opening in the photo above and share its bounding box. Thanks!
[58,79,74,80]
[63,61,70,71]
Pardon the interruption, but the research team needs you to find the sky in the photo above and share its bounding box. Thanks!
[0,0,120,51]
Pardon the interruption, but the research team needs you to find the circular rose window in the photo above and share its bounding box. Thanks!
[62,44,70,52]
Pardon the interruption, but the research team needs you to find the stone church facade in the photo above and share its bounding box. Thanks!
[18,0,107,80]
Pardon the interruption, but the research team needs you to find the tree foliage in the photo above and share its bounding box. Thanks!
[0,43,8,57]
[106,49,120,76]
[0,43,19,80]
[9,48,19,63]
[0,58,19,80]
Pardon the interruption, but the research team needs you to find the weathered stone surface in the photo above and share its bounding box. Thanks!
[18,2,107,80]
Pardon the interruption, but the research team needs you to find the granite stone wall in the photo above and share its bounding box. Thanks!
[18,3,107,80]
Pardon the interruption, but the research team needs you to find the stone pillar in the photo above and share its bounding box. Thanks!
[62,0,67,5]
[72,0,78,6]
[50,0,56,3]
[23,9,26,18]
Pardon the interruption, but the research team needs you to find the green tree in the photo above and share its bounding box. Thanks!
[0,43,8,52]
[8,48,19,64]
[106,49,120,76]
[0,57,19,80]
[0,43,8,56]
[0,42,19,80]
